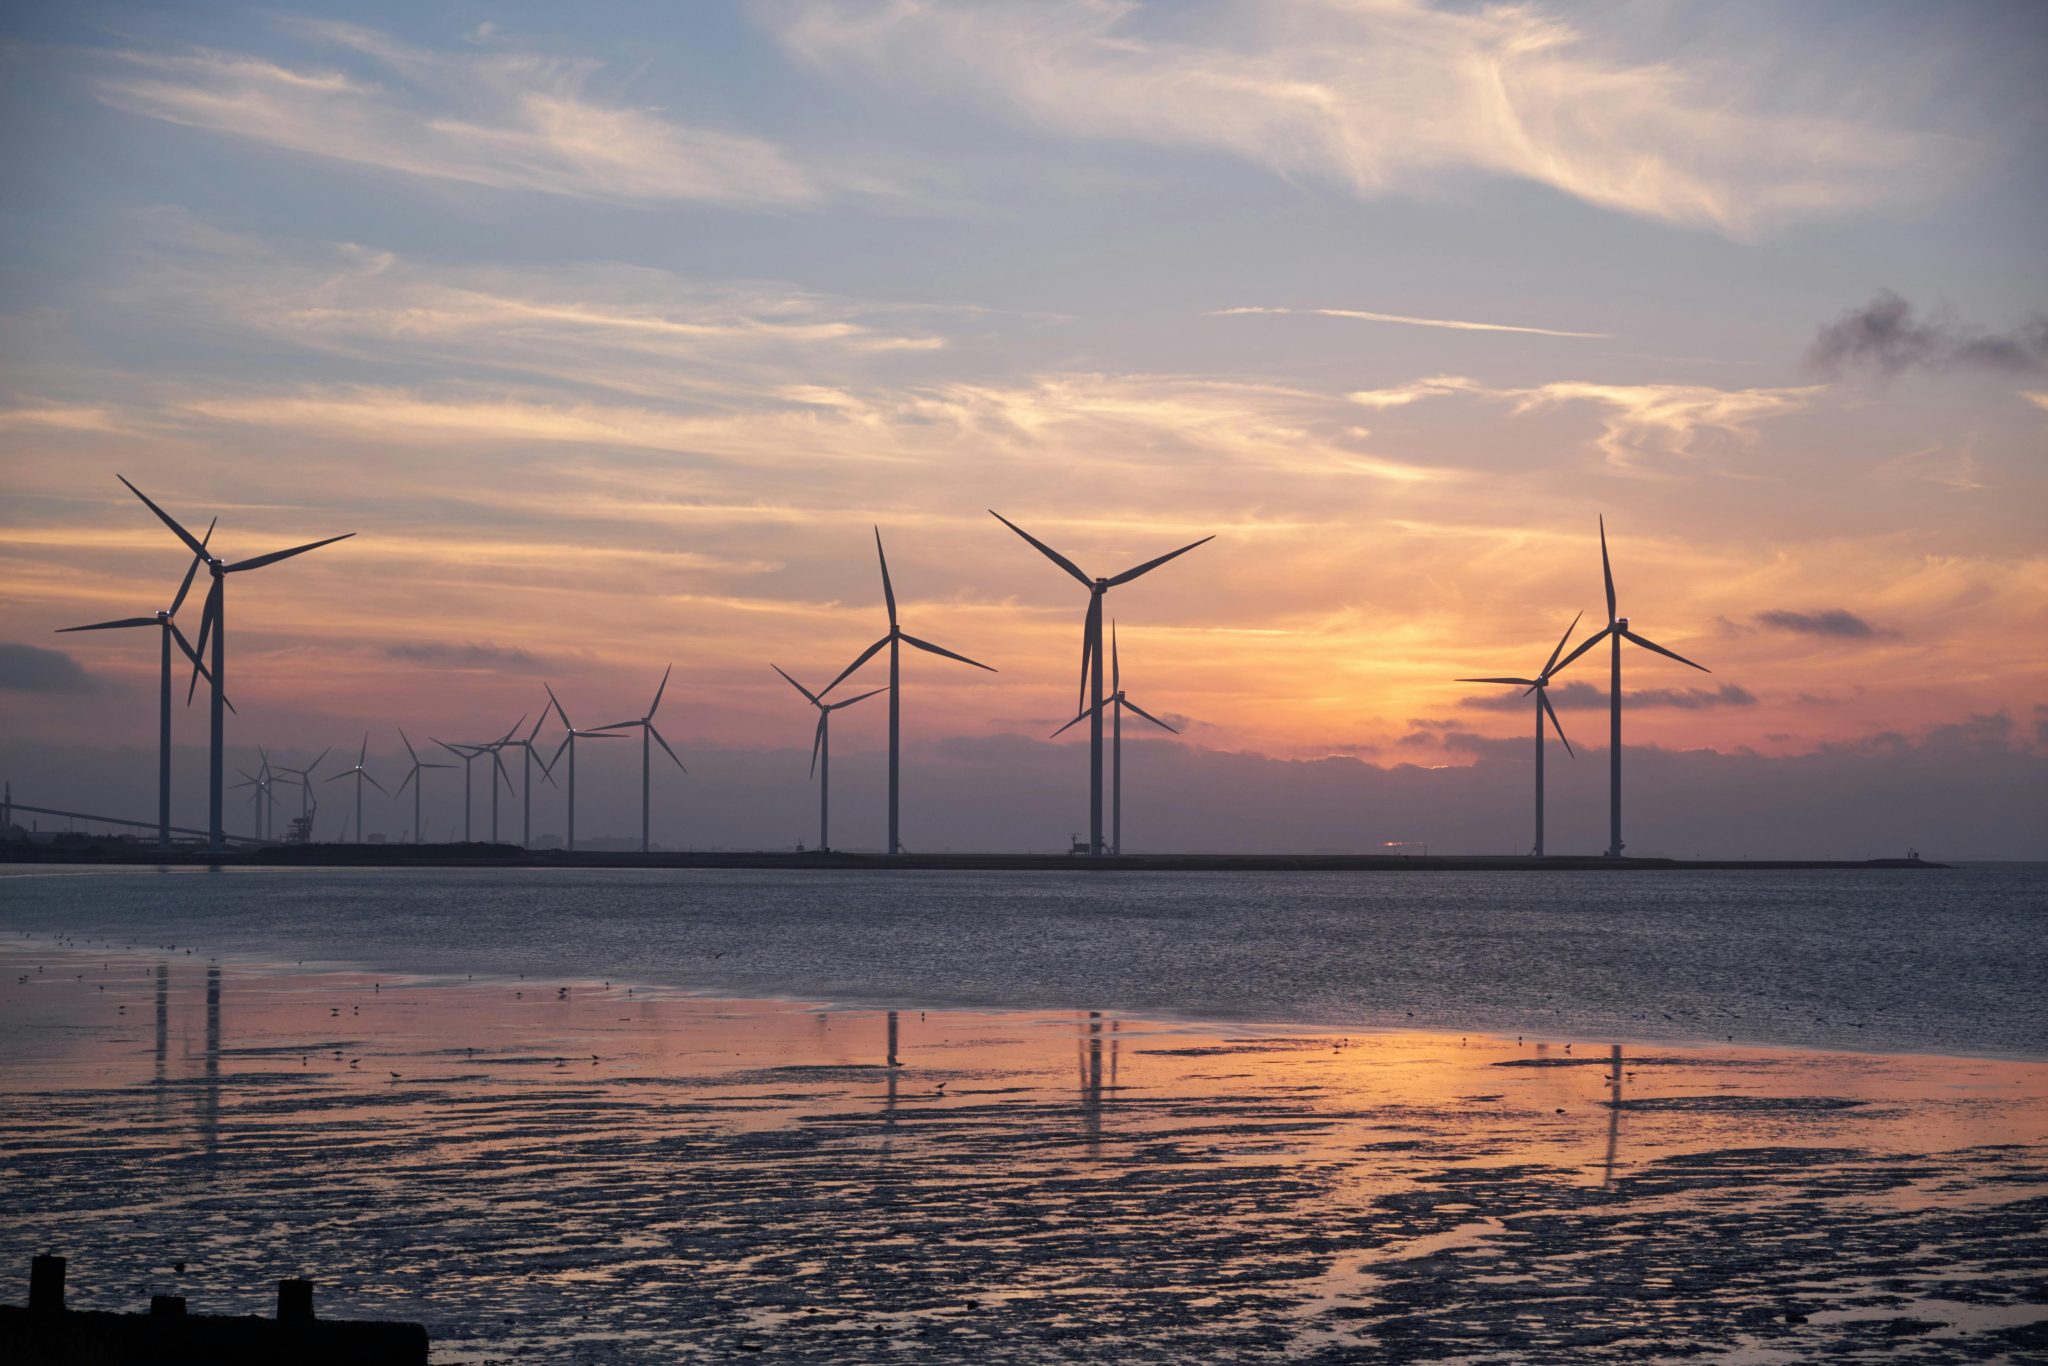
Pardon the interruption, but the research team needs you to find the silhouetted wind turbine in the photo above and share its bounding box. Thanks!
[593,668,686,853]
[1551,518,1710,858]
[546,685,623,851]
[773,664,886,853]
[56,517,222,847]
[819,530,993,855]
[1456,613,1579,857]
[117,476,353,850]
[325,733,388,844]
[272,747,328,837]
[489,711,556,848]
[991,511,1211,856]
[394,729,455,844]
[1051,623,1178,856]
[431,740,487,841]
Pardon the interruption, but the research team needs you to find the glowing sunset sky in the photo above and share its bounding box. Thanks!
[2,2,2044,852]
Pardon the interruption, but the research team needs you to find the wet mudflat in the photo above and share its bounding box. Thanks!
[2,936,2044,1363]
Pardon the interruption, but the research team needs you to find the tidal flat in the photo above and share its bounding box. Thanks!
[2,934,2044,1362]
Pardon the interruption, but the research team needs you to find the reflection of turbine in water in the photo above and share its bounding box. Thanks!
[201,965,221,1164]
[1078,1011,1115,1158]
[153,963,169,1121]
[1603,1044,1624,1185]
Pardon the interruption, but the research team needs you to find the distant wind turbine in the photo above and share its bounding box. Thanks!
[56,517,222,847]
[1456,612,1580,857]
[431,740,484,841]
[819,530,994,855]
[546,685,623,851]
[773,664,886,853]
[990,511,1211,856]
[117,475,353,850]
[325,733,388,844]
[1551,518,1710,858]
[1050,623,1177,855]
[394,729,455,845]
[271,747,328,838]
[593,667,686,853]
[490,710,556,848]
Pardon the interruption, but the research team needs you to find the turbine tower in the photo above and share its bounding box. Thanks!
[432,740,484,841]
[819,530,993,855]
[118,475,353,851]
[545,685,622,851]
[1456,613,1580,857]
[1552,518,1710,858]
[56,518,221,847]
[990,511,1210,856]
[394,729,455,844]
[1051,624,1178,856]
[325,733,387,844]
[773,664,885,853]
[593,667,686,853]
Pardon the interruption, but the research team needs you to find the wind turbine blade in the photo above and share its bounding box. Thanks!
[1541,688,1574,757]
[364,772,391,797]
[1049,703,1100,739]
[545,683,572,731]
[900,632,995,672]
[525,709,547,743]
[304,747,330,779]
[988,510,1092,587]
[874,527,898,629]
[358,732,369,766]
[550,735,571,768]
[495,714,526,746]
[1111,619,1120,694]
[649,723,686,772]
[809,714,825,778]
[492,748,514,791]
[1621,628,1710,673]
[827,685,889,710]
[433,739,470,761]
[589,720,641,732]
[1079,594,1099,713]
[1121,697,1178,734]
[57,617,158,632]
[1541,610,1584,679]
[167,620,208,678]
[185,583,220,705]
[819,635,890,697]
[1550,625,1612,676]
[117,475,209,559]
[580,730,627,740]
[1455,677,1537,686]
[772,664,821,706]
[396,768,416,797]
[1104,534,1214,587]
[323,770,351,784]
[1599,516,1616,623]
[225,532,355,574]
[399,728,419,764]
[649,664,671,719]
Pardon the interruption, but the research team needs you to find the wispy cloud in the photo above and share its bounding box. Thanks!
[383,640,550,672]
[1461,680,1756,711]
[95,25,835,207]
[1808,291,2048,380]
[1214,306,1604,339]
[1345,373,1818,463]
[1754,608,1886,639]
[773,0,1932,235]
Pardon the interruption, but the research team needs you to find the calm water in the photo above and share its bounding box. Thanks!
[2,863,2043,1057]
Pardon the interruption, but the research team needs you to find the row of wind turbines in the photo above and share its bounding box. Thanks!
[61,476,1707,857]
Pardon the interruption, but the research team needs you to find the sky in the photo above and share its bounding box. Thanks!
[2,1,2044,855]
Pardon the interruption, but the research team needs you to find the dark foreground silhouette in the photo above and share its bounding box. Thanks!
[0,1256,427,1365]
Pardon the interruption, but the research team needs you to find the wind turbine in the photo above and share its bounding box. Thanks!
[324,733,388,844]
[117,476,353,851]
[489,710,556,848]
[432,740,485,841]
[271,747,328,840]
[229,757,280,843]
[1456,613,1580,857]
[545,685,623,851]
[1551,517,1710,858]
[1050,623,1178,856]
[394,729,455,844]
[773,664,886,853]
[592,668,686,853]
[819,530,994,855]
[56,518,222,847]
[990,511,1211,856]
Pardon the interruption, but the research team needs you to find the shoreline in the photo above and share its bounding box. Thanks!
[0,845,1951,871]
